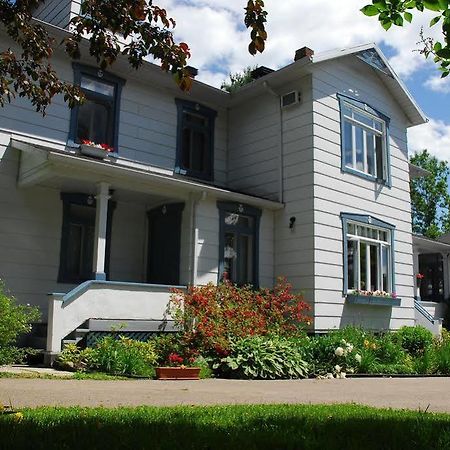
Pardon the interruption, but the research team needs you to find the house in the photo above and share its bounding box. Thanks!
[0,2,439,362]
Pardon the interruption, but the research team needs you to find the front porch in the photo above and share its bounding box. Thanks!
[10,137,280,358]
[413,235,450,334]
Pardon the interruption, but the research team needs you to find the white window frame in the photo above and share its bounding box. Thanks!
[338,94,391,186]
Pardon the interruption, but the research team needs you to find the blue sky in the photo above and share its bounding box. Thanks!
[159,0,450,160]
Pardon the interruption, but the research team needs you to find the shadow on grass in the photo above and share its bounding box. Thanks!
[1,404,450,450]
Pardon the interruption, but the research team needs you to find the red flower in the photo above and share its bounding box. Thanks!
[168,353,184,366]
[416,273,425,279]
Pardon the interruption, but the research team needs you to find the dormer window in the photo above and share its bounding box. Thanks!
[69,64,125,151]
[338,94,391,186]
[175,99,217,181]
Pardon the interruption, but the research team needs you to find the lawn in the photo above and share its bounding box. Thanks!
[1,404,450,450]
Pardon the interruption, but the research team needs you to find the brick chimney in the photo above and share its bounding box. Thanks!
[186,66,198,78]
[294,47,314,62]
[250,66,274,80]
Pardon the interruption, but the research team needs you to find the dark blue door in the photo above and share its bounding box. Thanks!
[147,203,184,285]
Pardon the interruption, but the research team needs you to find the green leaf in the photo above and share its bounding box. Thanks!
[423,0,442,11]
[382,20,392,30]
[404,12,413,23]
[430,15,441,26]
[438,0,449,9]
[437,48,450,59]
[361,5,380,16]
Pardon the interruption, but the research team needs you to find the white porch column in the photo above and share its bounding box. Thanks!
[93,182,111,280]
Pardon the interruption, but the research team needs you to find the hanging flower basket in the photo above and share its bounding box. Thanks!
[155,367,201,380]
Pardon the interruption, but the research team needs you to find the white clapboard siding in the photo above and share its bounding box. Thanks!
[310,56,415,331]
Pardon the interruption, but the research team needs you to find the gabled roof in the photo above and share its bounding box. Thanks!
[312,43,427,127]
[231,43,427,127]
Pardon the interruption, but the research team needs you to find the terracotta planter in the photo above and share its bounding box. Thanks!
[80,144,112,159]
[155,367,201,380]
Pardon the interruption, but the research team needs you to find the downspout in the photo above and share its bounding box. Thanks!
[263,81,283,203]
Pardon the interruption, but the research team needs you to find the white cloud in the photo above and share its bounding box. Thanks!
[158,0,440,86]
[424,74,450,93]
[408,119,450,161]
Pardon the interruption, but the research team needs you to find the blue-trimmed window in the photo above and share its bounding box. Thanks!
[175,99,216,181]
[217,202,261,286]
[338,94,390,185]
[341,213,395,295]
[69,64,125,152]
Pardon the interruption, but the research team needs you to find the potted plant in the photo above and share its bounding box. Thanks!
[155,353,201,380]
[346,290,401,306]
[80,139,115,159]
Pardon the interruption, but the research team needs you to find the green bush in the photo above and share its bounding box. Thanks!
[151,333,185,365]
[56,336,157,377]
[216,336,308,379]
[0,281,40,364]
[395,326,434,356]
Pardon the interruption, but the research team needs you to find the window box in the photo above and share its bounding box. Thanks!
[80,144,114,160]
[346,294,401,306]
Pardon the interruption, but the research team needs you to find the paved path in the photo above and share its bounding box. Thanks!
[1,377,450,412]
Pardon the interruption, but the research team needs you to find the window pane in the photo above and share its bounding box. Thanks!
[369,244,379,291]
[366,133,375,176]
[81,76,115,97]
[223,233,237,282]
[342,104,352,118]
[185,112,207,127]
[355,126,364,171]
[191,130,206,172]
[347,223,355,235]
[347,240,357,290]
[344,121,353,167]
[354,111,374,127]
[382,245,389,292]
[360,243,367,290]
[237,234,253,285]
[374,120,383,132]
[77,100,113,145]
[375,135,384,179]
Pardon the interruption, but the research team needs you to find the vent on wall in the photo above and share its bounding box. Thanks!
[281,91,300,108]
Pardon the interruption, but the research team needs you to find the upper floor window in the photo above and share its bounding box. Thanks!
[175,99,217,181]
[218,202,261,287]
[341,213,395,295]
[338,94,390,186]
[70,64,125,152]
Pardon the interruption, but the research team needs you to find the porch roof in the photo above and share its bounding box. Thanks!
[11,138,284,211]
[413,234,450,253]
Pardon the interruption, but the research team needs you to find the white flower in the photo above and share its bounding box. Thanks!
[339,372,347,379]
[334,364,341,373]
[335,347,344,357]
[347,344,354,353]
[355,353,362,363]
[326,373,334,379]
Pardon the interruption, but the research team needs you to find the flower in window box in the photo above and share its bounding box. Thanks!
[81,139,114,153]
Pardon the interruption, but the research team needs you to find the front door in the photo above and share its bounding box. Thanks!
[147,203,184,285]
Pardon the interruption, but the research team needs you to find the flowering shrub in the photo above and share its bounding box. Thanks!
[81,139,114,152]
[170,277,311,357]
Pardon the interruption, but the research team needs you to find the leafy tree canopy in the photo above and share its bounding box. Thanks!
[361,0,450,78]
[0,0,449,113]
[410,149,450,239]
[221,66,257,93]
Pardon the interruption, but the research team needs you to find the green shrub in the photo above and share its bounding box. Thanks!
[395,326,434,356]
[216,336,308,379]
[56,336,157,377]
[151,333,185,365]
[0,281,40,364]
[434,340,450,374]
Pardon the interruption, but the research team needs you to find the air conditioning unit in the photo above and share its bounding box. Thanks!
[281,91,300,108]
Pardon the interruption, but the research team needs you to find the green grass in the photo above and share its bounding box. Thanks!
[1,404,450,449]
